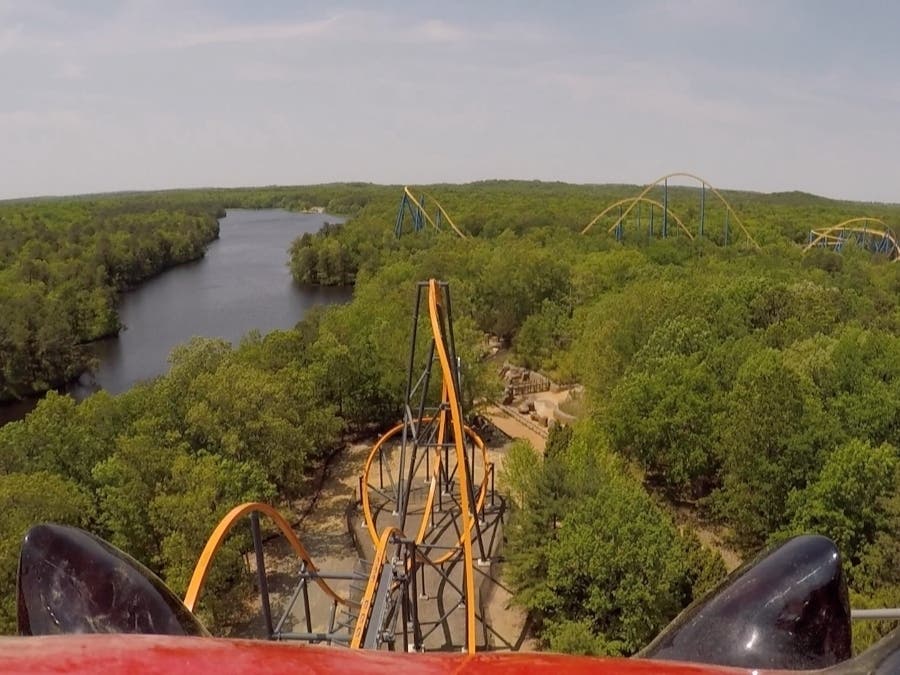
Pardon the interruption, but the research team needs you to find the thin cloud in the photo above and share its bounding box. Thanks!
[233,62,297,83]
[410,18,547,45]
[416,19,469,43]
[0,24,23,53]
[174,14,545,50]
[0,0,70,24]
[541,60,765,130]
[57,61,85,80]
[0,21,64,53]
[174,15,344,48]
[0,108,85,131]
[633,0,774,28]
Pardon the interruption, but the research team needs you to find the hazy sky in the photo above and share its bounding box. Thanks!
[2,1,899,201]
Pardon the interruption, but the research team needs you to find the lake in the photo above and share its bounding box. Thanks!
[0,209,352,424]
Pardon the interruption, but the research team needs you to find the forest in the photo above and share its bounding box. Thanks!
[287,181,900,653]
[0,183,390,402]
[0,198,219,400]
[0,180,898,653]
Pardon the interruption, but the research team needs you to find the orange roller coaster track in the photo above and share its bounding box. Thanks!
[427,280,477,652]
[582,172,760,248]
[355,280,494,653]
[186,280,497,654]
[184,502,352,613]
[360,419,491,565]
[349,526,404,649]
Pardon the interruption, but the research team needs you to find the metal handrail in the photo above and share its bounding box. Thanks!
[852,608,900,620]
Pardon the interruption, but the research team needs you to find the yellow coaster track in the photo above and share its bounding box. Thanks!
[396,187,468,239]
[804,217,900,260]
[582,171,760,248]
[586,196,694,240]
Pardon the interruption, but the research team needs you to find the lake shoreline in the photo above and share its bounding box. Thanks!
[0,239,220,408]
[1,209,350,426]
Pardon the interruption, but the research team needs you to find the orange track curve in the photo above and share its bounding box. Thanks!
[188,282,482,653]
[360,418,491,565]
[183,501,353,614]
[427,280,478,654]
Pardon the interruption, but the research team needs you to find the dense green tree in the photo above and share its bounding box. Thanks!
[0,392,109,484]
[93,434,183,567]
[505,423,724,655]
[472,234,572,340]
[499,439,542,508]
[544,422,574,460]
[184,361,341,496]
[514,300,572,374]
[149,451,273,628]
[714,349,834,548]
[780,439,898,567]
[4,180,900,650]
[606,354,719,498]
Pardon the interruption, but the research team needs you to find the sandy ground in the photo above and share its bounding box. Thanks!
[230,432,536,651]
[483,405,547,453]
[229,442,369,639]
[672,505,743,572]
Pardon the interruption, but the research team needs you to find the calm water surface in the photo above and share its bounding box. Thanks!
[1,209,351,424]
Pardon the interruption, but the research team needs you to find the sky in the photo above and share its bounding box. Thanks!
[1,0,899,202]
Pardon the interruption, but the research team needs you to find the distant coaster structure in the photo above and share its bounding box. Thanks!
[395,186,468,239]
[391,176,900,263]
[581,172,760,248]
[393,175,756,245]
[804,217,900,261]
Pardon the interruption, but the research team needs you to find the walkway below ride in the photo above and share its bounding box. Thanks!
[482,405,547,453]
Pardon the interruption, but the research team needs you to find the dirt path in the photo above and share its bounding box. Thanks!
[294,442,369,554]
[483,405,547,452]
[672,505,743,572]
[229,443,370,638]
[232,430,538,651]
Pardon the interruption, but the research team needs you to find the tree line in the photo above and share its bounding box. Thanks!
[0,181,897,652]
[0,199,220,400]
[0,183,396,402]
[289,182,900,652]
